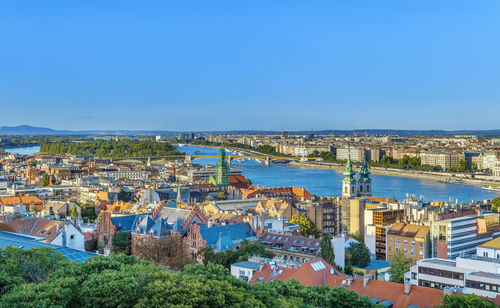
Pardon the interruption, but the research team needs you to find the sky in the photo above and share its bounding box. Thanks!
[0,1,499,131]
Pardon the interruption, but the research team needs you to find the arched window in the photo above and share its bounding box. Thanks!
[359,186,363,192]
[344,187,348,193]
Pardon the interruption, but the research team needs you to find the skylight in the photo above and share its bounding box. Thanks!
[310,260,326,272]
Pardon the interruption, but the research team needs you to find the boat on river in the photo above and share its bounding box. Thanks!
[482,186,500,192]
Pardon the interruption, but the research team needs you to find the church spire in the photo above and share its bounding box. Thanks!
[359,155,371,181]
[343,154,356,182]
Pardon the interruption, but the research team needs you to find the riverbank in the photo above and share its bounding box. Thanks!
[184,143,500,187]
[289,161,500,187]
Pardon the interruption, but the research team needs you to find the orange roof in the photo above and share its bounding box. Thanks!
[250,257,443,308]
[5,218,70,243]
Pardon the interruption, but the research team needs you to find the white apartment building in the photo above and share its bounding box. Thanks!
[336,147,365,162]
[407,238,500,300]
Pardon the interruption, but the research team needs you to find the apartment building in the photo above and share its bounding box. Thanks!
[387,223,430,264]
[419,152,464,170]
[336,147,365,162]
[408,239,500,300]
[430,214,500,259]
[364,207,404,260]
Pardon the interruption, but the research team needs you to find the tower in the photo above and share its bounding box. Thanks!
[215,149,229,187]
[358,155,372,196]
[342,155,357,198]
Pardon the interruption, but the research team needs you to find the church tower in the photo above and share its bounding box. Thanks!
[215,149,229,187]
[358,155,372,197]
[342,155,357,198]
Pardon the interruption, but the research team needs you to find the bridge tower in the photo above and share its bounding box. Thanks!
[226,156,232,166]
[265,156,271,166]
[146,157,151,167]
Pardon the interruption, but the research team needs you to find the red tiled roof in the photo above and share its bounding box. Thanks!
[250,257,443,308]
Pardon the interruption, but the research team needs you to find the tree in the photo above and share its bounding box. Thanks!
[69,205,78,218]
[347,242,370,267]
[438,293,497,308]
[41,173,50,186]
[389,251,413,283]
[319,234,336,266]
[132,235,193,270]
[198,240,272,268]
[491,196,500,212]
[118,188,128,202]
[112,232,131,254]
[290,215,321,238]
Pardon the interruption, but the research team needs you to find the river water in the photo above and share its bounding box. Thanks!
[178,145,499,203]
[4,145,498,203]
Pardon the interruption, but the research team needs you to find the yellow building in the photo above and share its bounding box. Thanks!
[386,223,430,265]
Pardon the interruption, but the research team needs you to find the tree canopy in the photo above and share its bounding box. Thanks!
[199,239,273,268]
[0,247,378,308]
[289,215,321,238]
[112,232,132,255]
[40,139,181,158]
[438,293,497,308]
[389,251,413,283]
[347,242,371,268]
[319,234,336,267]
[491,196,500,212]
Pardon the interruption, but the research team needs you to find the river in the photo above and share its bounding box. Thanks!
[4,144,498,203]
[177,145,499,203]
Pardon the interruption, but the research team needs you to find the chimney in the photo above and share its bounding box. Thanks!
[362,274,371,288]
[404,282,412,294]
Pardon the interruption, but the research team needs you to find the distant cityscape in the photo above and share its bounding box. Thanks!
[1,131,499,306]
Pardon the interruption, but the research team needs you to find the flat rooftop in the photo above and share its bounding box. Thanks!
[421,258,456,267]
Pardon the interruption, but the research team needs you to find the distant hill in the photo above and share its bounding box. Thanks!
[1,125,499,137]
[0,125,59,135]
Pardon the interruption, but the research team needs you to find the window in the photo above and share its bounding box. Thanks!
[404,240,408,246]
[419,251,423,257]
[419,242,423,248]
[389,246,393,252]
[410,250,414,256]
[411,241,415,247]
[239,270,245,276]
[70,235,75,240]
[404,249,408,254]
[389,238,393,243]
[397,239,400,245]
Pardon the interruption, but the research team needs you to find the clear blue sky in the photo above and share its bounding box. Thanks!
[1,1,499,131]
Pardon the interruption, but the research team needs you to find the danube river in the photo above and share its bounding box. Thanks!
[4,144,498,203]
[177,145,499,203]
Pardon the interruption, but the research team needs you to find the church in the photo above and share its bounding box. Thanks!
[342,154,372,198]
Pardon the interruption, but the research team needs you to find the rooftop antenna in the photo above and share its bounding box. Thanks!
[353,126,357,137]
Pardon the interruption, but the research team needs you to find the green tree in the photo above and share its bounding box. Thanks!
[290,215,321,238]
[491,196,500,212]
[438,293,497,308]
[69,205,78,218]
[389,251,413,283]
[118,188,128,202]
[41,173,50,186]
[112,232,132,255]
[347,242,370,268]
[319,234,336,266]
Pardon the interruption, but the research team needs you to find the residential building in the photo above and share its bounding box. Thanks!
[251,257,445,308]
[387,223,430,264]
[364,207,404,260]
[430,214,500,259]
[259,232,321,264]
[231,261,261,282]
[5,218,85,251]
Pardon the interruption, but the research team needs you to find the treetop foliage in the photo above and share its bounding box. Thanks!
[0,247,377,308]
[40,139,181,158]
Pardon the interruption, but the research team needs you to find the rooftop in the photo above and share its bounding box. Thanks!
[0,231,99,262]
[421,258,456,268]
[478,237,500,249]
